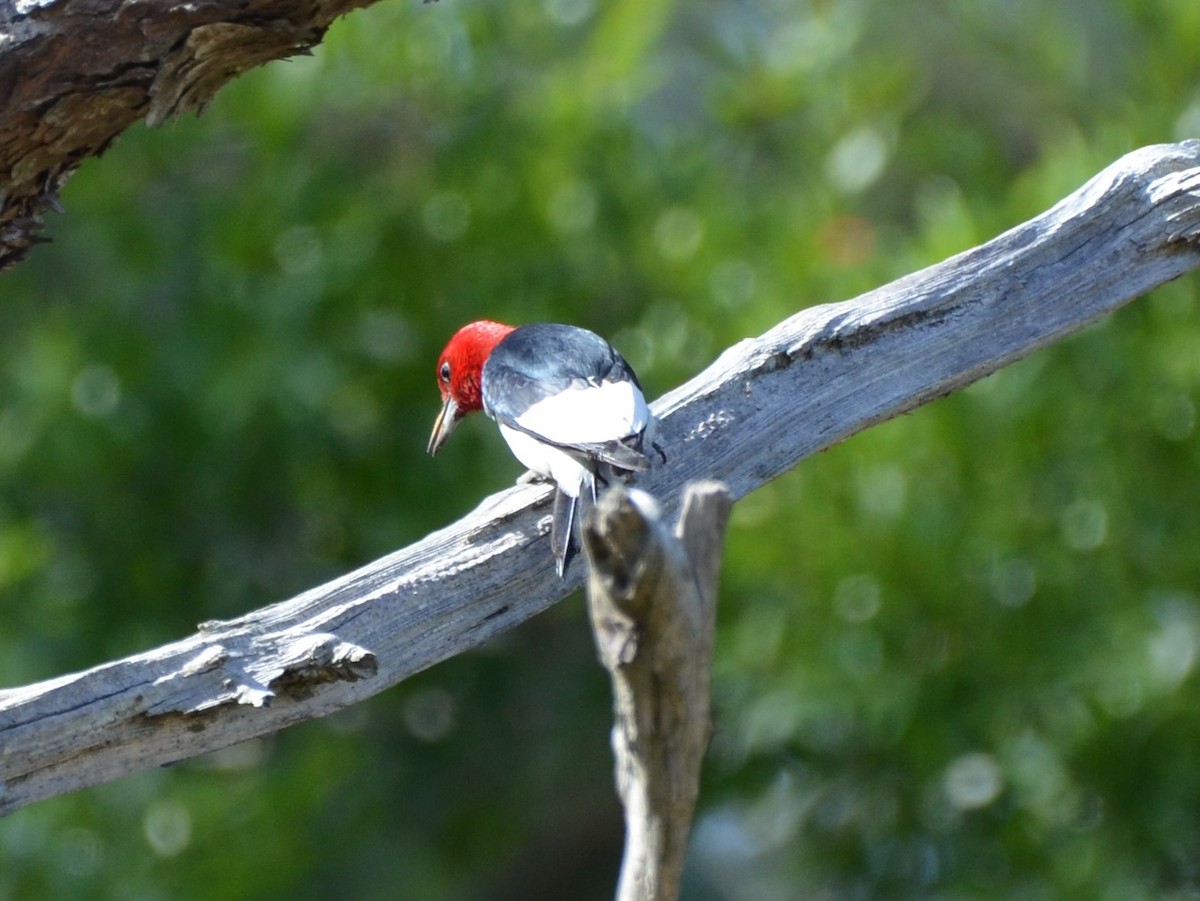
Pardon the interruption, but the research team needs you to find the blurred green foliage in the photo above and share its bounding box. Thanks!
[4,0,1200,897]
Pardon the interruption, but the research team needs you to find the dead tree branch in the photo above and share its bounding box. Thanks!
[583,482,732,901]
[2,141,1200,816]
[0,0,384,267]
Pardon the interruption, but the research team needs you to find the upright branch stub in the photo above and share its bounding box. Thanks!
[582,481,733,901]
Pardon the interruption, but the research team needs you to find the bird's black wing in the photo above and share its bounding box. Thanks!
[482,323,651,472]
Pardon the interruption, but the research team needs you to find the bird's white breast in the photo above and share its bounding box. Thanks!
[498,424,590,497]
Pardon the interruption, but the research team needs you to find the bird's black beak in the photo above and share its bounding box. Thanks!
[428,396,461,456]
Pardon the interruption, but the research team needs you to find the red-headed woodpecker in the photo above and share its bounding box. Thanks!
[428,321,657,576]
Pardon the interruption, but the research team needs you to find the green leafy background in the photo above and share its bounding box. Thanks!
[4,0,1200,897]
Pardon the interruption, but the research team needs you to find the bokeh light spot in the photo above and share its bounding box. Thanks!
[834,573,882,623]
[855,463,907,520]
[826,124,890,194]
[709,258,757,309]
[1003,731,1069,821]
[423,193,471,242]
[143,799,192,858]
[654,206,705,261]
[403,687,456,742]
[988,556,1036,608]
[544,0,594,27]
[71,365,120,418]
[944,752,1004,811]
[274,225,323,275]
[1060,499,1107,551]
[1147,595,1199,692]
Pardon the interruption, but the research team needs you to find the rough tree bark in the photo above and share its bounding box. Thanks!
[0,0,394,267]
[1,142,1200,817]
[583,482,732,901]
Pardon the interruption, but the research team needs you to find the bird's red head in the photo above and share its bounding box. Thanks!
[427,320,516,455]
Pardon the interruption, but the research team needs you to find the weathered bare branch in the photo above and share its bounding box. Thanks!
[2,141,1200,816]
[0,0,382,267]
[583,482,732,901]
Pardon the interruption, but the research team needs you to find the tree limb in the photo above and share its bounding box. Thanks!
[583,482,732,901]
[2,141,1200,816]
[0,0,382,268]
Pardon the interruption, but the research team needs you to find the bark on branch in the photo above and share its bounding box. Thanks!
[2,141,1200,816]
[0,0,384,267]
[583,482,732,901]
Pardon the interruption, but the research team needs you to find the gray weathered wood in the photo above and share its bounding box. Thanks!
[583,482,732,901]
[2,141,1200,816]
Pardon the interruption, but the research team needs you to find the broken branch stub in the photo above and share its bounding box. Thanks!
[583,481,733,901]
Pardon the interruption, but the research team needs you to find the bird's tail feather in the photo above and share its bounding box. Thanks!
[551,489,577,577]
[551,474,600,577]
[574,436,652,473]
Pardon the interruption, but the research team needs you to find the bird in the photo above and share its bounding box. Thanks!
[427,320,658,576]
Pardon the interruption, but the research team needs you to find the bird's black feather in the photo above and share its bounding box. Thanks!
[481,323,651,475]
[482,324,641,421]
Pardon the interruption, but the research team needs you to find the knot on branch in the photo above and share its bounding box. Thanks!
[152,632,377,715]
[270,633,379,701]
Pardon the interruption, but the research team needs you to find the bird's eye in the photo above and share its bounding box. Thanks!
[439,362,452,383]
